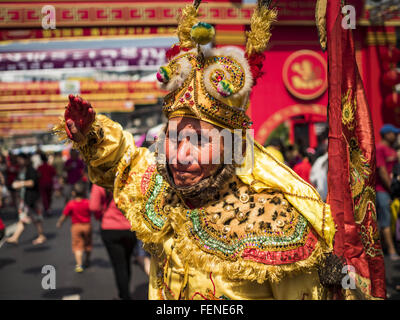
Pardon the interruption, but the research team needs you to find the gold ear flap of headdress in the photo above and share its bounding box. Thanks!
[176,0,202,49]
[245,0,278,57]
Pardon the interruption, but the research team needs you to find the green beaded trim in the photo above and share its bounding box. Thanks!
[144,174,168,230]
[188,209,309,259]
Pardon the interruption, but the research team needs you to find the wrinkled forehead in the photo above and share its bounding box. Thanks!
[167,116,222,133]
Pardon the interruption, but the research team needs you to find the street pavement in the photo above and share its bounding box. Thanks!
[0,195,149,300]
[1,194,400,300]
[384,256,400,300]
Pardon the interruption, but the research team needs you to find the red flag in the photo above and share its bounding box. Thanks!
[326,0,386,299]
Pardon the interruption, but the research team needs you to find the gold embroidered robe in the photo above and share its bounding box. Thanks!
[56,115,336,300]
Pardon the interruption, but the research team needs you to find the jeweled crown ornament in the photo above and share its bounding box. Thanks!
[157,0,277,130]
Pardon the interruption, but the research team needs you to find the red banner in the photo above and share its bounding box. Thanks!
[0,47,167,71]
[327,0,386,299]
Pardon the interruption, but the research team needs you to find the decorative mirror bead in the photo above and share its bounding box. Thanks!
[224,205,233,211]
[222,226,231,234]
[240,193,249,204]
[211,213,219,223]
[276,220,285,228]
[163,205,171,214]
[258,197,266,204]
[236,211,245,221]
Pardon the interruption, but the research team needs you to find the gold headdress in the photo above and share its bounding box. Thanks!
[157,0,277,130]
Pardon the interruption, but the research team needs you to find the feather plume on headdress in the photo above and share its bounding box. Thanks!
[176,1,201,49]
[157,0,278,130]
[245,0,277,85]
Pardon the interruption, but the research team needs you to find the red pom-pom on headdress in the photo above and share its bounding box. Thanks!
[245,52,265,86]
[166,44,181,61]
[166,44,192,61]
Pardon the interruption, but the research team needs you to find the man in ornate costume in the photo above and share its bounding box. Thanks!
[54,0,382,300]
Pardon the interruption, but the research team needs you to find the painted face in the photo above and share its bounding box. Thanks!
[164,117,224,187]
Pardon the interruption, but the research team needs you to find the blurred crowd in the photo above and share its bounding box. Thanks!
[265,131,329,202]
[265,125,400,270]
[0,149,87,243]
[0,147,150,300]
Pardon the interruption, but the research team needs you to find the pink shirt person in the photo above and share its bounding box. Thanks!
[89,184,131,230]
[376,143,398,192]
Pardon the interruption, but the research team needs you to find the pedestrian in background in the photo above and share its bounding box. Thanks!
[6,154,46,245]
[30,149,43,170]
[0,217,4,242]
[134,240,150,278]
[285,144,301,168]
[310,151,328,202]
[37,154,56,217]
[64,149,85,203]
[310,137,328,202]
[376,124,400,261]
[293,148,312,184]
[56,182,93,273]
[0,154,7,185]
[5,153,20,209]
[0,170,6,242]
[89,183,138,300]
[52,151,65,197]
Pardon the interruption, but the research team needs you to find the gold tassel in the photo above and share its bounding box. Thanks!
[315,0,327,52]
[164,253,171,285]
[245,6,278,57]
[176,5,199,49]
[52,117,68,143]
[178,262,189,300]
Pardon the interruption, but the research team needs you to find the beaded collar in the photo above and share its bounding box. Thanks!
[140,164,320,270]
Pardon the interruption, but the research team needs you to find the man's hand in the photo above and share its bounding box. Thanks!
[64,94,96,142]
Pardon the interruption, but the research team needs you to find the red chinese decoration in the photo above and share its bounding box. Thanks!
[382,69,400,87]
[381,47,400,110]
[384,92,400,109]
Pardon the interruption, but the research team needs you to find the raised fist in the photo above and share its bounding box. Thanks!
[64,94,95,142]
